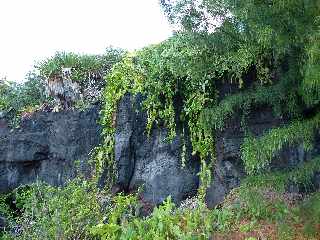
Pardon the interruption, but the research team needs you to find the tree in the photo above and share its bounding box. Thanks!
[160,0,320,106]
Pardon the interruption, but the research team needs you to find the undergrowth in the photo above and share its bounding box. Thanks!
[1,178,103,240]
[2,180,319,239]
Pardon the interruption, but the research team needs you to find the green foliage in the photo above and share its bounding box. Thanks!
[243,156,320,192]
[13,186,33,211]
[0,194,12,220]
[201,78,300,131]
[233,187,320,239]
[241,113,320,175]
[161,0,320,105]
[13,178,103,240]
[298,192,320,237]
[87,188,319,239]
[90,193,139,239]
[207,179,319,238]
[92,196,214,240]
[301,13,320,107]
[239,221,256,233]
[0,48,124,128]
[37,48,125,85]
[237,187,291,221]
[97,0,320,193]
[92,55,142,184]
[160,0,320,133]
[98,30,268,187]
[2,1,320,239]
[211,206,236,232]
[0,73,47,127]
[32,48,125,114]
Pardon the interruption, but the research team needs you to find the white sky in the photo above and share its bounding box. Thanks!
[0,0,172,82]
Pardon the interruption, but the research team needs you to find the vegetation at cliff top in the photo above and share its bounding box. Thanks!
[1,0,320,239]
[37,48,125,86]
[0,73,47,127]
[0,48,125,127]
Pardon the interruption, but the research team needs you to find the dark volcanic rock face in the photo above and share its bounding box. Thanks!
[0,97,199,206]
[1,91,319,209]
[114,94,200,205]
[0,105,101,192]
[206,105,320,208]
[206,107,286,207]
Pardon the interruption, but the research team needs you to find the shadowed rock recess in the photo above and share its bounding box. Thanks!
[0,105,101,192]
[114,94,200,205]
[1,95,319,207]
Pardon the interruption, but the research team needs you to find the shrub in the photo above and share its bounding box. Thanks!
[91,195,214,240]
[13,178,103,240]
[37,48,125,106]
[0,72,47,127]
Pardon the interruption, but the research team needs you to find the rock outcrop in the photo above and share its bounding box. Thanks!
[113,93,319,207]
[0,105,101,192]
[114,94,200,205]
[206,106,320,207]
[206,106,285,207]
[0,97,200,206]
[1,92,319,208]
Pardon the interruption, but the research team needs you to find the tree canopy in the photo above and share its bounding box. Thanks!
[99,0,320,179]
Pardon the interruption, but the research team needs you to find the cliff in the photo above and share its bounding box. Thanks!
[0,105,101,192]
[1,96,319,207]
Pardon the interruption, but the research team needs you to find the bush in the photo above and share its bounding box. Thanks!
[91,195,214,240]
[37,48,125,106]
[0,72,47,127]
[12,178,103,240]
